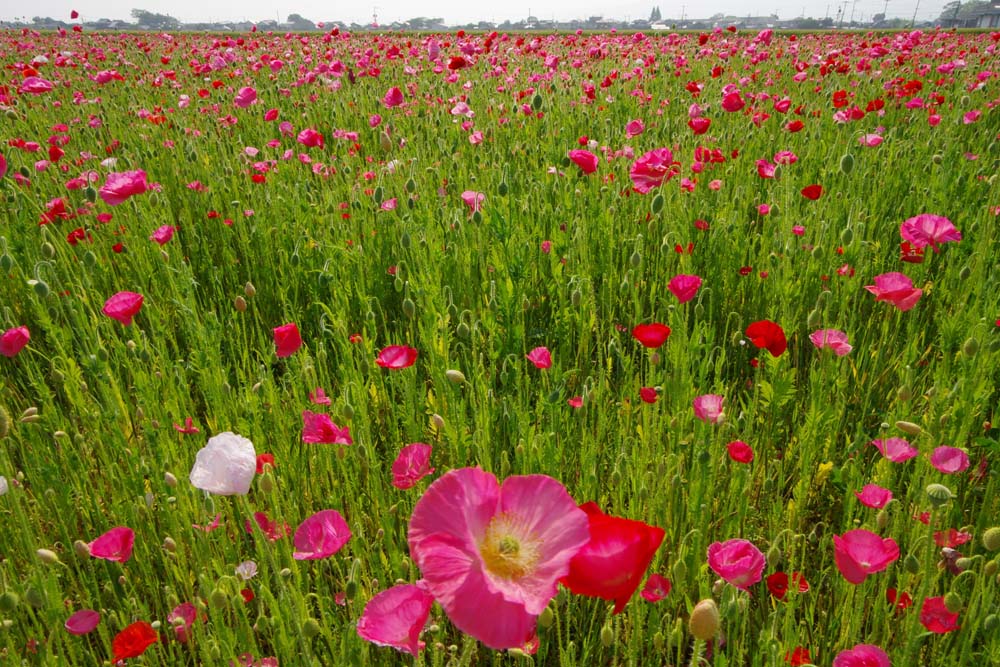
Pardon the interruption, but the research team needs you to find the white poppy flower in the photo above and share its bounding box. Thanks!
[189,432,256,496]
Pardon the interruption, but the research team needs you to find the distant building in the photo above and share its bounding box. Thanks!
[974,2,1000,27]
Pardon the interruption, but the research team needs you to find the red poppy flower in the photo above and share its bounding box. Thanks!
[801,184,823,200]
[727,440,754,464]
[886,587,914,612]
[240,588,255,604]
[255,453,276,474]
[631,323,671,348]
[899,241,925,263]
[766,571,810,600]
[785,647,811,666]
[920,596,959,633]
[746,320,787,357]
[639,387,658,404]
[933,528,972,548]
[112,621,158,663]
[376,345,419,369]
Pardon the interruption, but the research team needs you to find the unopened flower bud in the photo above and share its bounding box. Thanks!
[689,599,720,640]
[876,510,889,530]
[163,537,177,553]
[984,560,998,578]
[962,337,979,358]
[895,420,921,435]
[73,540,91,558]
[259,472,275,494]
[234,296,247,312]
[302,618,321,638]
[431,413,445,431]
[897,385,912,402]
[539,606,554,629]
[445,369,466,384]
[983,527,1000,552]
[164,472,178,488]
[36,548,59,564]
[943,591,964,613]
[0,592,19,612]
[904,553,920,574]
[209,588,228,609]
[600,623,614,647]
[244,282,256,297]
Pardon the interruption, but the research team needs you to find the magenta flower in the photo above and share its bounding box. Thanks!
[855,484,893,509]
[864,273,922,312]
[707,539,766,590]
[65,609,101,635]
[929,446,970,474]
[309,387,331,405]
[297,128,324,148]
[98,170,149,206]
[809,329,852,356]
[273,323,302,357]
[568,149,599,175]
[149,225,176,246]
[357,583,434,656]
[167,602,198,643]
[625,119,645,138]
[629,148,676,193]
[461,190,485,213]
[526,346,552,369]
[376,345,418,369]
[383,86,404,108]
[859,134,884,147]
[301,410,352,445]
[693,394,724,423]
[0,326,30,357]
[833,644,890,667]
[668,274,702,304]
[292,510,352,560]
[833,529,899,584]
[900,214,961,250]
[871,438,918,463]
[726,441,754,464]
[920,596,960,633]
[392,443,435,490]
[0,152,7,179]
[639,574,671,602]
[407,467,590,649]
[234,86,257,108]
[102,291,144,326]
[88,526,135,563]
[19,76,54,95]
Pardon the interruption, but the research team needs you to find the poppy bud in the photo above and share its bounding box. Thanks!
[571,289,582,307]
[932,154,942,164]
[895,420,921,435]
[0,254,12,272]
[962,337,978,358]
[244,282,256,297]
[876,510,889,530]
[24,586,45,609]
[600,623,614,647]
[33,280,50,298]
[400,232,411,249]
[0,406,8,438]
[302,618,321,638]
[36,548,59,564]
[0,592,19,612]
[689,599,720,640]
[209,588,228,609]
[379,132,392,152]
[259,472,275,493]
[41,242,55,259]
[341,403,354,421]
[402,298,416,318]
[766,546,782,566]
[431,413,445,431]
[806,308,822,329]
[234,296,247,312]
[630,250,642,268]
[670,618,684,646]
[958,265,971,280]
[650,351,661,366]
[991,339,1000,353]
[456,322,470,338]
[926,483,954,507]
[539,606,554,629]
[85,186,97,203]
[653,631,665,651]
[897,385,912,402]
[73,540,91,558]
[445,369,465,384]
[532,93,543,110]
[903,553,920,574]
[279,568,292,578]
[472,210,482,224]
[943,591,964,613]
[982,528,1000,551]
[840,226,854,245]
[651,193,664,215]
[405,178,416,193]
[840,153,854,174]
[984,560,998,577]
[984,614,999,634]
[498,180,509,196]
[163,537,176,553]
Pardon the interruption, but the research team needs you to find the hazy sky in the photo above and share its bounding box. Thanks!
[1,0,946,25]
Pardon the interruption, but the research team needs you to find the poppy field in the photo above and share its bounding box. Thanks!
[1,23,999,667]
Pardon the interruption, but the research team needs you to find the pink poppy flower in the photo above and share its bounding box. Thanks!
[929,446,970,474]
[357,583,435,656]
[727,441,754,464]
[629,148,676,193]
[383,86,404,108]
[88,526,135,563]
[234,86,257,108]
[833,529,899,584]
[568,149,599,175]
[567,396,583,409]
[920,596,959,633]
[407,467,590,649]
[376,345,418,369]
[631,323,671,348]
[640,574,671,602]
[309,387,332,405]
[756,159,776,179]
[639,387,658,404]
[693,394,724,423]
[65,609,101,635]
[962,110,981,124]
[98,170,149,206]
[392,443,435,490]
[668,274,702,304]
[0,326,30,357]
[871,437,918,463]
[864,273,922,311]
[461,190,485,213]
[721,90,745,112]
[297,128,324,148]
[625,119,645,138]
[707,539,766,590]
[245,512,290,542]
[859,134,884,147]
[264,108,279,121]
[810,329,852,356]
[526,346,552,369]
[0,152,7,179]
[293,509,352,560]
[102,291,144,326]
[899,214,961,250]
[19,76,54,95]
[167,603,198,643]
[833,644,890,667]
[855,484,893,509]
[273,323,302,357]
[301,410,352,445]
[149,225,176,245]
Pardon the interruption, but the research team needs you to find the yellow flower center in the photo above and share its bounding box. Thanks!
[479,514,539,580]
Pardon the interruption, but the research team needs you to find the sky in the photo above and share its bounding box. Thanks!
[0,0,948,25]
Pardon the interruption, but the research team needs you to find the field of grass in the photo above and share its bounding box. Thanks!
[0,24,998,667]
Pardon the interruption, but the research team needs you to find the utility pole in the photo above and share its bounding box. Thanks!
[849,0,857,24]
[910,0,920,25]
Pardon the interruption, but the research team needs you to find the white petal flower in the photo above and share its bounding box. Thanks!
[189,432,256,496]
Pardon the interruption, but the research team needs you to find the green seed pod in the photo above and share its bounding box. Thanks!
[651,193,664,215]
[472,210,482,224]
[209,588,228,609]
[400,232,411,249]
[840,153,855,174]
[689,599,720,640]
[962,337,978,358]
[531,93,543,110]
[0,254,14,272]
[538,606,554,629]
[405,177,416,193]
[302,618,321,638]
[925,483,954,507]
[943,591,964,613]
[33,281,50,298]
[498,180,509,196]
[904,553,920,574]
[402,298,416,319]
[600,623,614,647]
[982,527,1000,551]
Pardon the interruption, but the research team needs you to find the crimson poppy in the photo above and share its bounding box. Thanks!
[766,571,810,600]
[631,323,671,348]
[801,184,823,200]
[746,320,787,357]
[111,621,158,663]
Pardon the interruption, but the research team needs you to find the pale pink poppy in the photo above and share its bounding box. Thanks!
[234,86,257,108]
[293,510,352,560]
[629,148,676,193]
[301,410,352,445]
[65,609,101,635]
[102,291,144,326]
[461,190,485,213]
[407,467,589,649]
[149,225,176,245]
[392,443,435,490]
[625,119,645,138]
[376,345,418,369]
[833,529,899,584]
[707,539,765,590]
[809,329,852,356]
[98,170,149,206]
[833,644,890,667]
[526,346,552,369]
[899,214,961,250]
[357,583,434,656]
[88,526,135,563]
[864,273,922,311]
[693,394,724,423]
[855,484,893,509]
[929,446,970,474]
[568,149,599,175]
[871,438,918,463]
[668,274,702,304]
[0,326,30,357]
